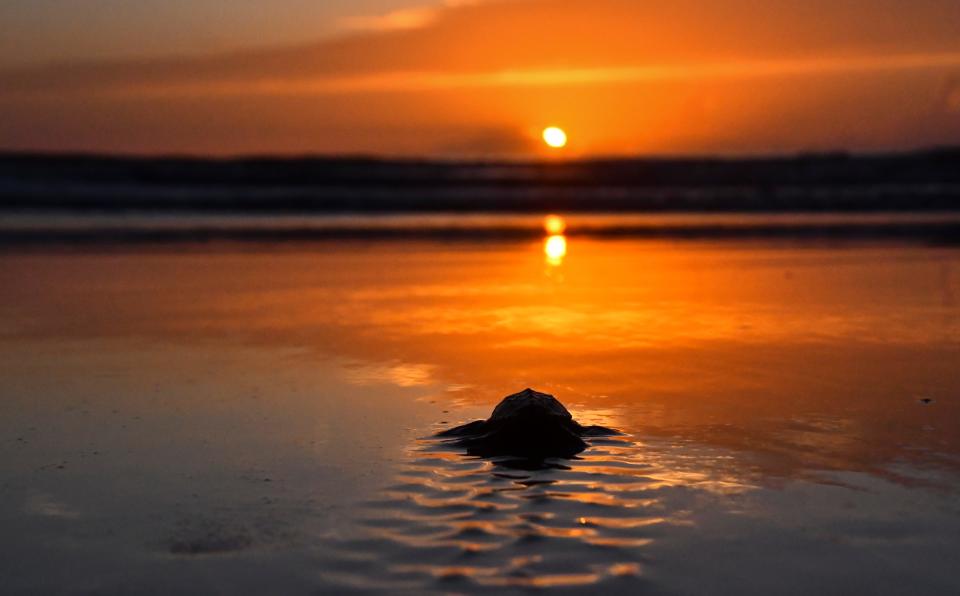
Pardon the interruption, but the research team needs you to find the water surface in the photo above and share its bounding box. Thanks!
[1,231,958,593]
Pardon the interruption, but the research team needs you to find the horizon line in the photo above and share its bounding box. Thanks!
[2,145,959,165]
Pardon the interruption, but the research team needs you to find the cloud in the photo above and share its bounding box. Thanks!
[5,0,960,97]
[9,52,960,101]
[2,0,960,155]
[339,6,440,33]
[338,1,484,33]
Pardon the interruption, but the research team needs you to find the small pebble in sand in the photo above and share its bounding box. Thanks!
[918,397,935,405]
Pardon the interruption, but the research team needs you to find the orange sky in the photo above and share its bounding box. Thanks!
[2,0,959,156]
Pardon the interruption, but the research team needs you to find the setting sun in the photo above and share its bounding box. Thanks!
[542,127,568,149]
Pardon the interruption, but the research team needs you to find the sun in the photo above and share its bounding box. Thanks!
[542,126,568,149]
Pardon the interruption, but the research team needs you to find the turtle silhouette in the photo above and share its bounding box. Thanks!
[437,388,618,459]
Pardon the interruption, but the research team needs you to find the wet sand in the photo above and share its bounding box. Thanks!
[1,235,959,593]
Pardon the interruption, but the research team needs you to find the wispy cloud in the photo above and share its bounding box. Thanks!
[2,0,959,154]
[64,51,960,98]
[339,6,439,32]
[339,1,481,33]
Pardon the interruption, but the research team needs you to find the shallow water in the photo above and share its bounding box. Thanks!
[1,234,959,594]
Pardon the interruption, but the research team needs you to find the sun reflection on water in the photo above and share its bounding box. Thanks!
[544,235,568,266]
[543,214,569,267]
[544,214,567,235]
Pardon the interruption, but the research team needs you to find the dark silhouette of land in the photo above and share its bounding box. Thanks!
[3,149,960,246]
[2,148,960,214]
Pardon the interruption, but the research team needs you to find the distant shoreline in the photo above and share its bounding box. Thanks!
[2,148,959,214]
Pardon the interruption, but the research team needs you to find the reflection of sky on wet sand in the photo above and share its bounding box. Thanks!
[2,240,956,480]
[1,238,959,592]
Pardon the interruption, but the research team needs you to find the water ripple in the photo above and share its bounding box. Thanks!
[324,433,739,592]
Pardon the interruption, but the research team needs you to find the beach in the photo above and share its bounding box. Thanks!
[2,226,958,593]
[5,0,960,591]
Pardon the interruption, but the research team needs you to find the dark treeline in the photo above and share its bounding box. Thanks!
[2,148,960,213]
